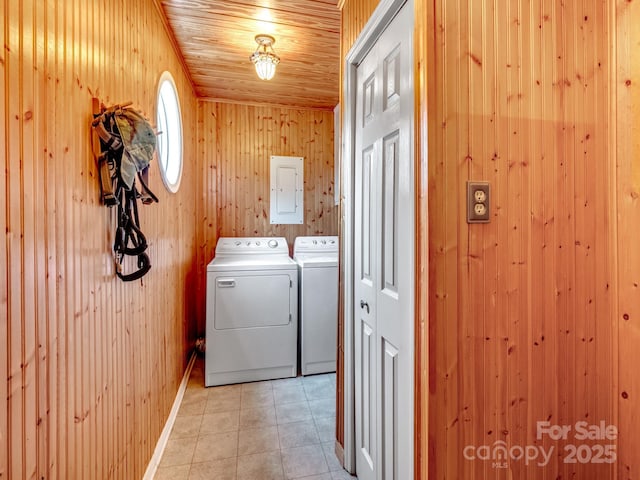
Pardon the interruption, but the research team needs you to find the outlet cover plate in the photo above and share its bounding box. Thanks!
[467,181,490,223]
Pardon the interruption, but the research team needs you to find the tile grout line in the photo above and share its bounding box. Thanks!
[235,419,240,479]
[275,380,285,479]
[166,367,341,480]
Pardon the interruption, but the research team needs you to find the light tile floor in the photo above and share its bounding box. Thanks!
[154,358,357,480]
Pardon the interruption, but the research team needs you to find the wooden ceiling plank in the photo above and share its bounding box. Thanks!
[158,0,340,108]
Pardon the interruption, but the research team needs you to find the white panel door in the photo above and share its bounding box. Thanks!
[353,3,413,480]
[275,166,297,214]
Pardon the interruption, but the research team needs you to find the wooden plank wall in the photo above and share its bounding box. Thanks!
[339,0,380,60]
[341,0,627,479]
[1,1,198,479]
[427,0,616,478]
[194,100,339,335]
[615,0,640,477]
[414,2,430,478]
[195,100,219,341]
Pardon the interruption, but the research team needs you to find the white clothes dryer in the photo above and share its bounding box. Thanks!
[205,237,298,386]
[293,236,339,375]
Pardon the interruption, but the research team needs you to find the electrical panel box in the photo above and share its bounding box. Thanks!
[270,155,304,224]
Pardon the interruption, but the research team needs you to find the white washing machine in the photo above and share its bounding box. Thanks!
[293,236,339,375]
[205,237,298,386]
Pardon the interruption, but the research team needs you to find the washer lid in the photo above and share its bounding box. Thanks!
[295,254,338,268]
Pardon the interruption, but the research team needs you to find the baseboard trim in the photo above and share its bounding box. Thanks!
[335,440,345,467]
[143,352,197,480]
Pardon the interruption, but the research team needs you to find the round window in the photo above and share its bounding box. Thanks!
[156,72,183,193]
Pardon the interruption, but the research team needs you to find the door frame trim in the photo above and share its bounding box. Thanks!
[341,0,412,473]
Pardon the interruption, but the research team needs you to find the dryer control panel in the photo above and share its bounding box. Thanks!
[215,237,289,256]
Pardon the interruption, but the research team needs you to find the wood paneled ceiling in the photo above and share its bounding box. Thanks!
[159,0,341,110]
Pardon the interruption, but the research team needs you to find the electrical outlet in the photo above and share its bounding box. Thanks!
[467,181,490,223]
[474,203,487,216]
[474,189,486,203]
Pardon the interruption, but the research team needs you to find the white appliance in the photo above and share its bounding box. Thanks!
[205,237,298,386]
[293,236,339,375]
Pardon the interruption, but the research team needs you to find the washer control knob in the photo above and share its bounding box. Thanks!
[313,240,318,245]
[268,239,279,248]
[235,241,241,246]
[321,239,326,245]
[256,241,261,246]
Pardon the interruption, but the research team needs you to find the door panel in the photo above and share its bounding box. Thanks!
[383,46,401,110]
[361,321,375,469]
[361,146,375,283]
[354,3,413,480]
[382,340,398,480]
[382,133,399,295]
[363,73,376,125]
[355,142,378,480]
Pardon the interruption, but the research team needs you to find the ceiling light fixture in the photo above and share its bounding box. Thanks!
[250,34,280,81]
